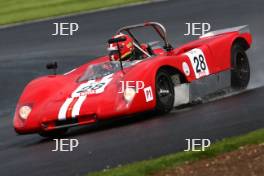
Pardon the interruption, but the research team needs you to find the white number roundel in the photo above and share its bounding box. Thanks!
[185,48,209,79]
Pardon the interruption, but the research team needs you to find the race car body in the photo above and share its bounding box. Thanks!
[13,22,252,136]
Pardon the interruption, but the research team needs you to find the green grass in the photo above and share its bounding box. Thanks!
[0,0,145,25]
[88,128,264,176]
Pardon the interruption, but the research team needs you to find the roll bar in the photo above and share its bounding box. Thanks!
[117,22,173,51]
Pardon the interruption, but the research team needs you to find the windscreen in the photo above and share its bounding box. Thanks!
[78,60,141,82]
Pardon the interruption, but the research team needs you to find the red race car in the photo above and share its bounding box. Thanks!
[13,22,252,137]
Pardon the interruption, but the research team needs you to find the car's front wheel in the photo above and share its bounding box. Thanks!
[155,69,175,114]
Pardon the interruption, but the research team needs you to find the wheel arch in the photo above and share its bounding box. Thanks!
[157,65,188,85]
[232,37,250,51]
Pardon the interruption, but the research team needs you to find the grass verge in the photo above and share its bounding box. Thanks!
[88,128,264,176]
[0,0,145,25]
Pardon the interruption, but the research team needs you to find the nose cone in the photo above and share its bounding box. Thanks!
[41,73,127,121]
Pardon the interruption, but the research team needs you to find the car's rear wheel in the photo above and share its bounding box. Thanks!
[38,128,68,138]
[155,70,175,114]
[231,44,250,90]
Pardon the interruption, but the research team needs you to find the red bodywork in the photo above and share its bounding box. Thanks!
[13,29,252,134]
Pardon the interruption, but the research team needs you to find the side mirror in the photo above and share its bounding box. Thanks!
[46,62,58,75]
[108,37,126,44]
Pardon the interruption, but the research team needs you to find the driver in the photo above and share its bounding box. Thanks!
[108,33,148,61]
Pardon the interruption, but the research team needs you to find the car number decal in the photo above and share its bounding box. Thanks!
[72,74,113,97]
[58,74,113,120]
[185,48,209,79]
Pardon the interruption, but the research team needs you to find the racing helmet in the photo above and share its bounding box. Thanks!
[108,33,134,61]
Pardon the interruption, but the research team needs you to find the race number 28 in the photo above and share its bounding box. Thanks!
[194,54,206,73]
[185,48,209,79]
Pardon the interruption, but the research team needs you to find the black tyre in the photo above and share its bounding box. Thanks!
[38,128,68,138]
[155,70,175,113]
[231,44,250,90]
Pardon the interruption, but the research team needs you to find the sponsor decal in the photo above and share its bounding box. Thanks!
[144,86,154,102]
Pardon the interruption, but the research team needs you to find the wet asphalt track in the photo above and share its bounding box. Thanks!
[0,0,264,175]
